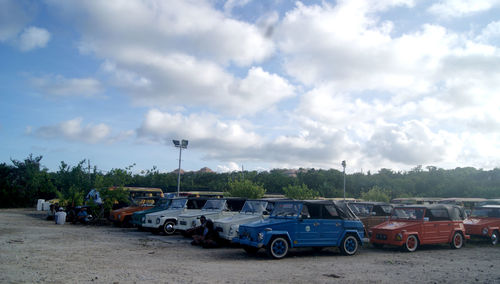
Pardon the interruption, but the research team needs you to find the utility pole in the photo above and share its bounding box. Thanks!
[342,160,346,201]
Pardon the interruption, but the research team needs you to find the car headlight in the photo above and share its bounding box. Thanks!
[156,218,161,224]
[258,232,264,241]
[141,217,145,223]
[482,227,489,235]
[395,233,403,241]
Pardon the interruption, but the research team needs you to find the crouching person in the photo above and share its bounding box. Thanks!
[73,208,90,225]
[191,219,220,248]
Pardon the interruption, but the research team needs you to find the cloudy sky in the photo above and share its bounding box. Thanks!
[2,0,500,174]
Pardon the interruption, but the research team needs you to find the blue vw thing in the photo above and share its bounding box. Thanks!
[234,200,364,259]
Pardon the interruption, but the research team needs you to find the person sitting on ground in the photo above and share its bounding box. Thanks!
[191,219,220,248]
[54,207,67,225]
[184,215,207,237]
[46,204,56,220]
[74,207,89,225]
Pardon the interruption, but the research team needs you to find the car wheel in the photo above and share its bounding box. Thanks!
[266,236,289,259]
[450,231,463,249]
[491,230,499,245]
[162,220,176,235]
[372,243,384,249]
[243,246,259,255]
[403,235,418,252]
[340,235,359,256]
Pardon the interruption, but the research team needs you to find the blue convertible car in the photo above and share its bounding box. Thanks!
[233,200,365,259]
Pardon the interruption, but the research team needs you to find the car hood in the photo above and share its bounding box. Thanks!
[464,218,499,226]
[179,210,221,218]
[240,217,296,229]
[373,221,419,231]
[215,214,261,225]
[148,208,184,218]
[113,206,138,213]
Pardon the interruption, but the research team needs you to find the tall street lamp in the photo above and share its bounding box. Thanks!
[342,160,346,201]
[173,139,188,197]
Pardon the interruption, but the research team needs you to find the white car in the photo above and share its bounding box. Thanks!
[214,200,276,241]
[175,199,245,233]
[142,198,207,234]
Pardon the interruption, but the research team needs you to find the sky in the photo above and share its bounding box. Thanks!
[2,0,500,174]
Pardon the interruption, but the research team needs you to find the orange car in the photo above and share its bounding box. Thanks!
[109,198,157,227]
[464,205,500,245]
[369,204,469,252]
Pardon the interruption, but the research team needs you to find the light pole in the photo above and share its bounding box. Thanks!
[342,160,346,201]
[173,139,188,197]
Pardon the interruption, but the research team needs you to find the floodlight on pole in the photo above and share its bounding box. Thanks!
[173,139,188,197]
[342,160,346,201]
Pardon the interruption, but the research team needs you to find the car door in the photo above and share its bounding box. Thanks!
[318,204,343,245]
[295,204,321,246]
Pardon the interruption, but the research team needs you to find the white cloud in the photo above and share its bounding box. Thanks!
[216,162,241,173]
[30,75,102,97]
[34,118,111,144]
[18,26,50,51]
[428,0,500,18]
[33,118,134,144]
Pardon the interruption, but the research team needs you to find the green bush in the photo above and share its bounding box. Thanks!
[226,179,266,199]
[283,184,319,200]
[360,186,391,202]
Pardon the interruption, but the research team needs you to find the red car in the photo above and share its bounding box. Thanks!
[464,205,500,245]
[369,204,469,252]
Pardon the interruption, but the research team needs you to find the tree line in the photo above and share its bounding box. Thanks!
[1,154,500,208]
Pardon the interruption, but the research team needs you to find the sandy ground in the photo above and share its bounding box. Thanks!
[0,209,499,284]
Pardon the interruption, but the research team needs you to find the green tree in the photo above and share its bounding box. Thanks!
[97,187,130,214]
[226,179,266,199]
[282,184,319,200]
[56,185,84,207]
[360,186,391,202]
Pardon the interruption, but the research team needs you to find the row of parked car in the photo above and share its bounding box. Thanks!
[108,197,500,259]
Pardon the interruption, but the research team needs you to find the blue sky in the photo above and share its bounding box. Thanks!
[2,0,500,174]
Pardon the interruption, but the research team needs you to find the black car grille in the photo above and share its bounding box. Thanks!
[180,221,187,225]
[376,233,387,240]
[147,220,152,223]
[216,227,223,232]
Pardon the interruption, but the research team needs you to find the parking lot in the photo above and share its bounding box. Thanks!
[1,208,499,283]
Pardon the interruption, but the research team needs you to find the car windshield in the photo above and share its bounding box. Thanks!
[202,200,225,210]
[271,203,301,218]
[169,199,187,209]
[391,208,424,220]
[155,199,171,209]
[240,201,268,214]
[471,207,500,218]
[349,204,373,216]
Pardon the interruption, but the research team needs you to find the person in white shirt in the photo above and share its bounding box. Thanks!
[55,208,67,225]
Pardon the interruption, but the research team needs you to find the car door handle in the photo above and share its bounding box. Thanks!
[313,222,319,226]
[335,223,340,227]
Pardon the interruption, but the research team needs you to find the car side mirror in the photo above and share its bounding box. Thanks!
[424,217,429,222]
[371,211,377,216]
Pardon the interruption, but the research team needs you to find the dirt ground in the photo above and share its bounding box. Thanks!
[0,209,499,284]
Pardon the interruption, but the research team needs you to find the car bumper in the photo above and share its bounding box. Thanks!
[235,238,264,248]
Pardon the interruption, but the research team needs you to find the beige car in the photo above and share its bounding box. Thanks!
[348,202,393,232]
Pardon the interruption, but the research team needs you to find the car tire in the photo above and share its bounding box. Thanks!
[491,230,499,246]
[243,246,259,255]
[162,220,176,235]
[403,235,418,252]
[266,236,289,259]
[340,235,359,256]
[450,231,464,249]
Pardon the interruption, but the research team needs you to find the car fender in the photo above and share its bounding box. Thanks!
[263,231,292,247]
[449,229,469,241]
[338,230,364,246]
